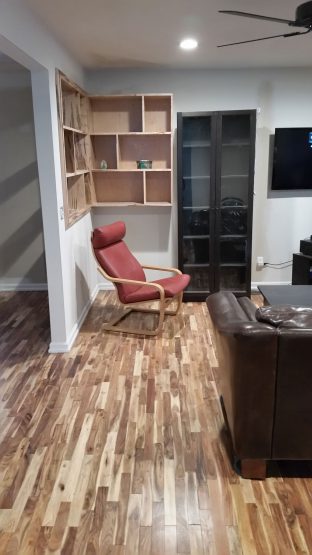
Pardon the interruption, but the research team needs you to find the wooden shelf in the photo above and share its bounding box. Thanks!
[145,170,171,203]
[93,171,144,204]
[66,170,89,177]
[93,202,145,207]
[91,169,171,172]
[90,96,143,133]
[63,125,87,135]
[145,202,172,206]
[57,71,173,227]
[119,134,171,170]
[144,96,172,132]
[68,207,90,226]
[90,132,171,136]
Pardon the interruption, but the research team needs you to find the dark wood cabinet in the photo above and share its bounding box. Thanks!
[177,110,256,301]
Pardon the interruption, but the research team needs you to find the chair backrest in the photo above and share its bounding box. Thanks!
[91,221,146,304]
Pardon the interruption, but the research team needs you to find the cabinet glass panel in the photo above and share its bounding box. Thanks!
[219,267,247,291]
[182,237,210,264]
[220,238,247,264]
[220,206,247,236]
[183,116,211,145]
[186,267,211,292]
[183,177,210,208]
[182,117,212,189]
[220,114,251,205]
[182,208,210,235]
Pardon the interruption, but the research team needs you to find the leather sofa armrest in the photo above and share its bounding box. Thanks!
[206,292,278,460]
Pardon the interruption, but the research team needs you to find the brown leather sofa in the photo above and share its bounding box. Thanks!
[206,291,312,479]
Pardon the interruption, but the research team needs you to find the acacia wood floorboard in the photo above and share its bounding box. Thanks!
[0,290,312,554]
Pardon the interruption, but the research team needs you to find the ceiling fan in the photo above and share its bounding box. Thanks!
[218,1,312,47]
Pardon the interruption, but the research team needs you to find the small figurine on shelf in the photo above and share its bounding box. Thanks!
[100,160,108,170]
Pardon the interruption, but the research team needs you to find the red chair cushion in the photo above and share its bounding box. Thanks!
[93,221,126,249]
[124,274,190,303]
[93,239,146,304]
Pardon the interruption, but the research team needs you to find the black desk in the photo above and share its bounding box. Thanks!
[258,285,312,307]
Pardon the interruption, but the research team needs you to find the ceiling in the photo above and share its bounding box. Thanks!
[25,0,312,69]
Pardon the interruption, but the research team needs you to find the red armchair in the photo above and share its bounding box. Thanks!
[91,221,190,336]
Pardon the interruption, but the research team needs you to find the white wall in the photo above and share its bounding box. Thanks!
[0,63,46,289]
[86,68,312,287]
[0,0,98,351]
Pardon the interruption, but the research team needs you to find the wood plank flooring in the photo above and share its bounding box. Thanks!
[0,291,312,554]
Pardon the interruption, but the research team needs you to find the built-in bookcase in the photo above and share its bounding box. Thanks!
[56,71,173,228]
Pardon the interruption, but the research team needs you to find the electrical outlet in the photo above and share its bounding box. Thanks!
[257,256,264,268]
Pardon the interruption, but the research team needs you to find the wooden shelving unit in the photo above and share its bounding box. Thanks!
[56,71,173,228]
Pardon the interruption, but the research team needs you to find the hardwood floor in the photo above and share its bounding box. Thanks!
[0,290,312,554]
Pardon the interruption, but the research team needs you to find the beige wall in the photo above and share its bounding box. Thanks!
[0,56,46,288]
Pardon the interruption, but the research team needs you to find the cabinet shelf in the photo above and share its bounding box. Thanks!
[187,289,212,294]
[57,70,173,227]
[221,205,247,209]
[222,142,250,147]
[220,234,248,239]
[183,141,211,148]
[220,263,247,267]
[184,263,210,268]
[183,206,210,210]
[222,174,249,179]
[183,235,210,239]
[183,175,210,180]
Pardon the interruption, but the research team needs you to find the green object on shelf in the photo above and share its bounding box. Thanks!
[100,160,108,170]
[137,160,152,169]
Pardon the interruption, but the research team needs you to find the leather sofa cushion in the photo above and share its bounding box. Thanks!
[256,305,312,329]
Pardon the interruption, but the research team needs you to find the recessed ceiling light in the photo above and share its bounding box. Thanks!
[180,38,198,51]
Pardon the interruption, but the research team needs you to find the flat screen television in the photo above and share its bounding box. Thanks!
[272,128,312,190]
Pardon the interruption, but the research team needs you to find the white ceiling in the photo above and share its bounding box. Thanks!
[25,0,312,69]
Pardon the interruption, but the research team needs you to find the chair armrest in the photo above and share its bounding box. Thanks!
[96,266,165,299]
[142,264,182,275]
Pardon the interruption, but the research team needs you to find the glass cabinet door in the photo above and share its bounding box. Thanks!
[178,110,255,300]
[216,113,254,293]
[179,115,215,297]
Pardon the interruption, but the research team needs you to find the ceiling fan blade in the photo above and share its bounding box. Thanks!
[218,31,307,48]
[219,10,295,26]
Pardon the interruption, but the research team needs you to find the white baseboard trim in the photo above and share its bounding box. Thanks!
[0,282,48,291]
[49,284,99,353]
[251,281,291,293]
[98,282,114,291]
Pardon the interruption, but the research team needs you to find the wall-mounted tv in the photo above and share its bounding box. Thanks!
[272,128,312,190]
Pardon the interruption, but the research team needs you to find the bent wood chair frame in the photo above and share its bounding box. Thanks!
[91,242,183,336]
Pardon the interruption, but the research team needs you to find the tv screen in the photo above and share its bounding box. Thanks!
[272,128,312,190]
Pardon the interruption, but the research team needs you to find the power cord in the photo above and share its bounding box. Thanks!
[264,259,292,269]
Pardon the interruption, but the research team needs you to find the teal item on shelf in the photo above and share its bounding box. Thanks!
[100,160,108,170]
[137,160,152,169]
